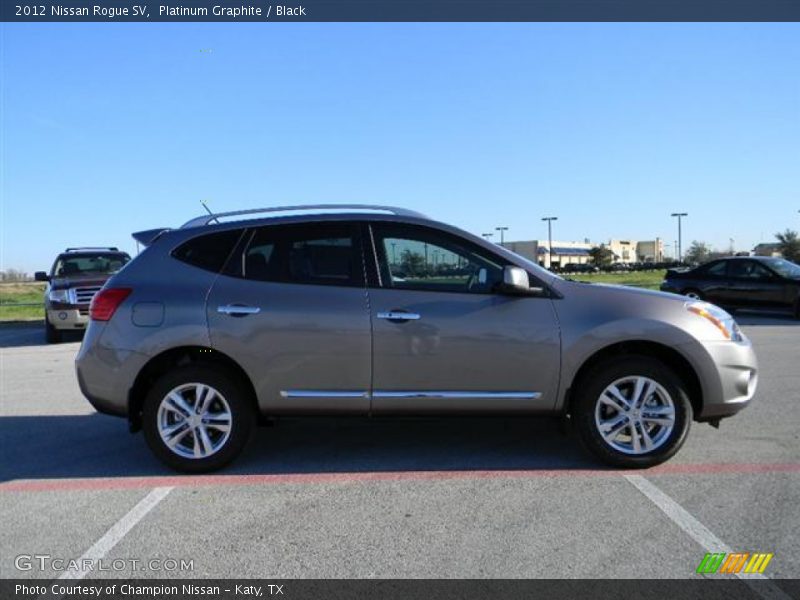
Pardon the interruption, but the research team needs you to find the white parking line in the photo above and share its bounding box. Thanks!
[59,486,173,580]
[625,475,791,600]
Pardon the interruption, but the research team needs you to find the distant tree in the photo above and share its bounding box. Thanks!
[684,241,712,265]
[0,269,30,282]
[588,246,613,266]
[400,249,427,276]
[775,229,800,263]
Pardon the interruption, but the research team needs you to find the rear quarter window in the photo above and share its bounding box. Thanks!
[172,230,244,273]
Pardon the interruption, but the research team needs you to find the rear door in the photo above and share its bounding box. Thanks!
[206,221,371,414]
[366,222,561,414]
[693,260,729,305]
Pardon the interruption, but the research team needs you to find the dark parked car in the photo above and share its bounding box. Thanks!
[660,256,800,318]
[562,263,599,274]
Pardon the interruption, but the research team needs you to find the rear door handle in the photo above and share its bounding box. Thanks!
[217,304,261,316]
[377,311,421,322]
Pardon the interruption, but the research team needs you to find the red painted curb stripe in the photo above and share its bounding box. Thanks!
[1,462,798,493]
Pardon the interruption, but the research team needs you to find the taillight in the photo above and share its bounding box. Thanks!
[90,287,132,321]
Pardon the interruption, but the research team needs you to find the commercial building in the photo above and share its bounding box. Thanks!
[502,240,592,269]
[606,239,665,263]
[752,243,782,257]
[502,237,664,269]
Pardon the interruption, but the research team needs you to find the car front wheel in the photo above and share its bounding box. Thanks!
[142,365,255,473]
[574,357,692,468]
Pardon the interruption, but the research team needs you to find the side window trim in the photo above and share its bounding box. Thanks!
[367,223,382,288]
[221,228,255,279]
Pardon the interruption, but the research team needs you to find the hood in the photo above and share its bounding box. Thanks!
[551,278,691,320]
[49,274,112,290]
[554,278,682,300]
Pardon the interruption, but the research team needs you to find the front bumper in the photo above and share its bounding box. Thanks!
[47,308,89,330]
[680,335,758,421]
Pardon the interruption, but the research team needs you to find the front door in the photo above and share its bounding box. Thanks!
[726,260,787,309]
[367,222,561,414]
[207,221,371,414]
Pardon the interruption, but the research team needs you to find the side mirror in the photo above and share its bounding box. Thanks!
[34,271,49,282]
[499,266,545,296]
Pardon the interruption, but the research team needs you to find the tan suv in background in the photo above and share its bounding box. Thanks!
[35,247,130,343]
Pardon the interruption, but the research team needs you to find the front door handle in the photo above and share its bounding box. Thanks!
[377,310,421,322]
[217,304,261,316]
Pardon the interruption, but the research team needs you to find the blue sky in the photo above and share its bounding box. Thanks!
[2,23,799,271]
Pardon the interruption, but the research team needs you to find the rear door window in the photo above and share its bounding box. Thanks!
[703,261,728,277]
[241,222,364,287]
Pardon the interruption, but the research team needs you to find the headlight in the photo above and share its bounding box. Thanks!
[685,300,743,341]
[48,289,70,303]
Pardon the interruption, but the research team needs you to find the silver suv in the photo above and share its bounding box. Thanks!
[76,205,758,472]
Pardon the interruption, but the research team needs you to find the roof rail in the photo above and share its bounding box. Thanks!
[65,246,119,252]
[181,204,428,229]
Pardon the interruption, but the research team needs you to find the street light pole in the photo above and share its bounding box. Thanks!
[671,213,688,263]
[495,226,508,246]
[542,217,558,269]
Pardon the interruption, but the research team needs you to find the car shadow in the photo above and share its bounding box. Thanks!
[0,414,597,483]
[0,322,84,348]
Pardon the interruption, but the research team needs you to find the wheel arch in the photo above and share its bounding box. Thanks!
[128,346,258,431]
[563,340,704,420]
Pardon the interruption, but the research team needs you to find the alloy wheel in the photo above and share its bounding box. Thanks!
[594,376,676,455]
[157,383,233,459]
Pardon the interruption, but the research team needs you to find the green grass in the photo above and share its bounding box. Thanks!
[0,282,45,321]
[564,270,666,290]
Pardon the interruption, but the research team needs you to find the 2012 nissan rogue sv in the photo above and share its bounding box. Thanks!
[76,205,758,472]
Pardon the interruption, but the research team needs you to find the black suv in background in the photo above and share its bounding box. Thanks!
[36,247,131,343]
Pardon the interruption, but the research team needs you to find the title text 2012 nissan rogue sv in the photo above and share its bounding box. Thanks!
[76,206,758,472]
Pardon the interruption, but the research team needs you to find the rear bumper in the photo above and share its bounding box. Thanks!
[680,336,758,421]
[75,324,150,418]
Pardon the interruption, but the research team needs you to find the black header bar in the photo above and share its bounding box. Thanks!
[3,0,800,23]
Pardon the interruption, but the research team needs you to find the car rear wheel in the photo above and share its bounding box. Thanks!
[142,365,255,473]
[682,289,703,300]
[574,357,692,468]
[45,317,61,344]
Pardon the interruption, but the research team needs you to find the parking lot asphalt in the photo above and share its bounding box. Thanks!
[0,314,798,583]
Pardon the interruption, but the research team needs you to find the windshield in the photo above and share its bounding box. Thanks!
[765,258,800,279]
[52,253,130,277]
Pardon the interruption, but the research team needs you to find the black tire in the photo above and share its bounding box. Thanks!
[142,365,255,473]
[45,317,61,344]
[682,288,703,301]
[574,356,693,468]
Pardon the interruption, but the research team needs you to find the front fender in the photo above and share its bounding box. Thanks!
[554,317,718,413]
